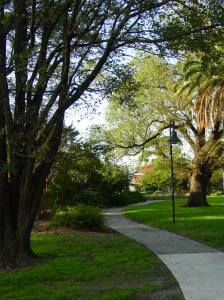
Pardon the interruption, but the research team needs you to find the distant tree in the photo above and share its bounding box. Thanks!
[140,148,190,194]
[43,127,129,209]
[209,169,224,193]
[102,55,175,156]
[101,55,224,207]
[45,140,101,207]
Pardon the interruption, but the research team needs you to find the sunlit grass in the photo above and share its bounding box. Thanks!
[0,233,183,300]
[124,196,224,248]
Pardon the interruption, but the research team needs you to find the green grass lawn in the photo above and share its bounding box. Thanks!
[124,196,224,249]
[0,232,183,300]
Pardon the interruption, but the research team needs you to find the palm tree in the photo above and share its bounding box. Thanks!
[177,56,224,128]
[176,56,224,206]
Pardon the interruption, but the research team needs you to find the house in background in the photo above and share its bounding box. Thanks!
[130,164,153,190]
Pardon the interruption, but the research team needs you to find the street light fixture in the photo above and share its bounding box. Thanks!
[169,120,181,224]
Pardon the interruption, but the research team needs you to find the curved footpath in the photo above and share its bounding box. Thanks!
[104,202,224,300]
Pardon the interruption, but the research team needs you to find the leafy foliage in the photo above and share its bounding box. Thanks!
[108,191,144,207]
[157,1,224,55]
[51,205,104,231]
[99,52,224,206]
[94,55,176,159]
[139,149,190,194]
[209,169,224,193]
[176,53,224,128]
[42,127,130,210]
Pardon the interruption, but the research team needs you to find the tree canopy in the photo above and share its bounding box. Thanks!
[101,53,224,206]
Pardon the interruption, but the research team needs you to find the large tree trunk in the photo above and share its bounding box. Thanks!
[0,162,57,268]
[0,115,63,269]
[186,157,211,207]
[0,170,49,268]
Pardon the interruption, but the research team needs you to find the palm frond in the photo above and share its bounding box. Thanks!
[183,60,200,72]
[178,57,224,129]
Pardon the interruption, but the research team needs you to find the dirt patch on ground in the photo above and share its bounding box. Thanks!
[33,219,120,236]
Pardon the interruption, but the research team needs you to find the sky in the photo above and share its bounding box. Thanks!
[65,100,108,136]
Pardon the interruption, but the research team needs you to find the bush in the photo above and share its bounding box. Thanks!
[109,191,145,207]
[72,191,109,207]
[56,191,145,209]
[209,190,224,196]
[51,205,105,231]
[152,190,170,196]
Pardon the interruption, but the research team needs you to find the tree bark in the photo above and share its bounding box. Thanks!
[0,177,44,268]
[0,115,63,269]
[0,162,54,268]
[186,158,211,207]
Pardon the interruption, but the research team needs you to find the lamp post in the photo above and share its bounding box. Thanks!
[169,120,181,224]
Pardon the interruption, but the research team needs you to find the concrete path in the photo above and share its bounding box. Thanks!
[104,206,224,300]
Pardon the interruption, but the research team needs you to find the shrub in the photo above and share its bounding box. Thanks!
[152,190,170,196]
[59,191,145,208]
[51,205,105,231]
[72,191,109,207]
[209,190,224,196]
[109,191,145,207]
